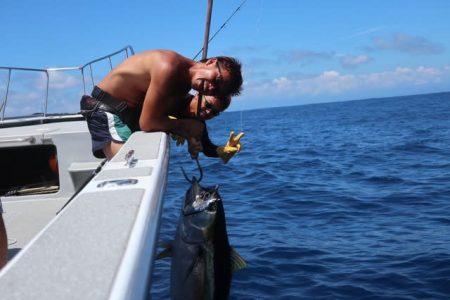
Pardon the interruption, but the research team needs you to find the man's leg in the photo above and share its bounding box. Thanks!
[87,111,132,160]
[0,215,8,269]
[103,141,125,160]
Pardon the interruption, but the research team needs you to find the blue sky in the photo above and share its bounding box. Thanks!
[1,0,449,111]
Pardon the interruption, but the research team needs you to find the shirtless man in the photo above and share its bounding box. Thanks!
[80,49,243,160]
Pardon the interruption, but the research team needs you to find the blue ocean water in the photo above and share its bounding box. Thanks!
[151,92,450,299]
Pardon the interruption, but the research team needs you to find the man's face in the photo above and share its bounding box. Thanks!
[190,95,223,120]
[194,60,231,96]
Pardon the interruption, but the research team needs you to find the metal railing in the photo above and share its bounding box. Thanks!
[0,46,134,122]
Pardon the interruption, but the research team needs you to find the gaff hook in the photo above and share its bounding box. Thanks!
[181,157,203,183]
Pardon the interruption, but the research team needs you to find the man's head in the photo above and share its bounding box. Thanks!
[214,56,243,96]
[193,56,243,97]
[185,93,231,121]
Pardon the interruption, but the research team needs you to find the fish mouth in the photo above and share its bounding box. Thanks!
[183,184,220,215]
[192,194,219,212]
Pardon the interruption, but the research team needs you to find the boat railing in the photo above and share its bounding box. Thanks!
[0,45,134,122]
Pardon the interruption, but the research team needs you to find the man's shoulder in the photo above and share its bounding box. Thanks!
[148,51,193,74]
[123,50,179,75]
[138,49,187,61]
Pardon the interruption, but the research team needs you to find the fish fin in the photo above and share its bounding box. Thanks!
[155,244,173,260]
[230,247,247,273]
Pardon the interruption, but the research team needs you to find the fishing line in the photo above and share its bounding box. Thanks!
[255,0,264,35]
[240,109,244,133]
[181,157,203,183]
[194,0,249,134]
[193,0,248,60]
[191,0,248,164]
[235,0,264,133]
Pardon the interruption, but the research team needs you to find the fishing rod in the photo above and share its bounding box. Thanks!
[202,0,213,60]
[195,0,248,116]
[192,0,247,172]
[193,0,248,60]
[196,0,214,117]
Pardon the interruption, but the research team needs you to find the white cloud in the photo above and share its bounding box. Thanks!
[46,71,82,90]
[340,54,372,68]
[371,33,445,55]
[1,70,85,117]
[285,50,332,61]
[279,50,334,65]
[245,66,450,99]
[2,90,48,117]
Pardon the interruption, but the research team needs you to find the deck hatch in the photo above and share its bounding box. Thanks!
[0,144,59,196]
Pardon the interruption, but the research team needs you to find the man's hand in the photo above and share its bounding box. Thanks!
[188,138,203,159]
[168,116,203,147]
[216,131,244,164]
[183,119,204,141]
[171,134,186,146]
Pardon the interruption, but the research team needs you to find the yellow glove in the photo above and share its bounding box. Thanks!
[216,131,244,164]
[168,115,186,146]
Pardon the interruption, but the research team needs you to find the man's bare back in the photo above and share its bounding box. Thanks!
[98,50,193,109]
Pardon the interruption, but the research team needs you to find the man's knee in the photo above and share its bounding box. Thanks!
[103,142,124,160]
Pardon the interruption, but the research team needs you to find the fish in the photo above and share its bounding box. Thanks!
[168,176,246,300]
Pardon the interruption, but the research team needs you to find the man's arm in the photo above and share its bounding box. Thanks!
[138,67,204,140]
[138,68,204,158]
[201,124,219,157]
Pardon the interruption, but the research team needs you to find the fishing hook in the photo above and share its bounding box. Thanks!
[181,157,203,183]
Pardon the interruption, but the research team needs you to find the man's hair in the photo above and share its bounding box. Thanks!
[219,94,232,111]
[201,56,243,96]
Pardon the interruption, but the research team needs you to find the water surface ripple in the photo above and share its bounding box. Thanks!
[151,92,450,299]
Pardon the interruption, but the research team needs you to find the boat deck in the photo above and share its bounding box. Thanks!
[0,131,169,299]
[1,119,101,254]
[4,196,67,256]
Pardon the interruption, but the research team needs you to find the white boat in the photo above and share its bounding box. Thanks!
[0,46,170,299]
